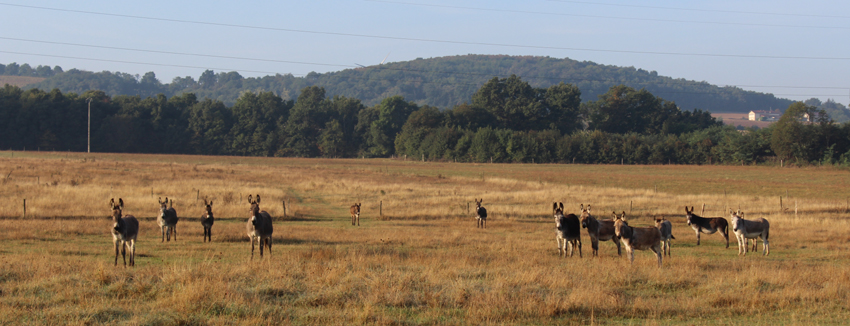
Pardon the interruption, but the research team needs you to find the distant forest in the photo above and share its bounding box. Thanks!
[2,55,806,114]
[1,72,848,166]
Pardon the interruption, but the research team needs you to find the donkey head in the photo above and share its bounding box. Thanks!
[685,206,695,225]
[203,198,213,217]
[579,204,592,228]
[248,194,261,225]
[158,197,169,216]
[109,198,124,220]
[730,208,743,231]
[612,211,629,238]
[110,198,125,231]
[552,202,564,216]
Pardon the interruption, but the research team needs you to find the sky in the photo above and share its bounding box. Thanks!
[1,0,849,106]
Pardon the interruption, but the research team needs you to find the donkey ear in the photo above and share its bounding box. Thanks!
[248,194,253,204]
[256,195,261,204]
[559,202,564,210]
[119,198,124,208]
[209,200,213,206]
[580,204,584,211]
[622,211,627,219]
[588,205,592,213]
[110,198,115,207]
[552,202,557,211]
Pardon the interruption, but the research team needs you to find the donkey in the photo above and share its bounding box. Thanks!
[613,212,663,267]
[730,209,770,256]
[201,198,214,242]
[655,218,675,257]
[350,203,361,226]
[553,202,582,258]
[475,198,487,228]
[246,194,274,259]
[684,206,729,248]
[157,197,179,242]
[110,198,139,267]
[579,204,621,257]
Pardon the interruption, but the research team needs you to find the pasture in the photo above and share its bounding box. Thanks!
[0,151,849,325]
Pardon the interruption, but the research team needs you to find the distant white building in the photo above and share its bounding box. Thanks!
[748,109,782,121]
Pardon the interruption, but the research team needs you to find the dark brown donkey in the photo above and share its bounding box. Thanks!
[201,198,214,242]
[579,204,621,257]
[685,206,729,248]
[475,198,487,228]
[613,212,662,267]
[110,198,139,267]
[246,194,274,259]
[157,197,179,242]
[350,203,361,226]
[553,202,582,258]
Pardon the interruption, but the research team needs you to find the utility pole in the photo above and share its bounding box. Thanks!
[86,98,92,153]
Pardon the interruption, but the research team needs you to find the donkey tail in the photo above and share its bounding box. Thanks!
[670,234,675,240]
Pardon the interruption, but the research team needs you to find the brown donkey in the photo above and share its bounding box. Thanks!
[553,202,582,258]
[110,198,139,267]
[579,204,621,257]
[730,209,770,256]
[201,198,214,242]
[350,203,361,226]
[613,212,663,267]
[475,198,487,228]
[246,194,274,259]
[655,218,675,257]
[684,206,729,248]
[157,197,179,242]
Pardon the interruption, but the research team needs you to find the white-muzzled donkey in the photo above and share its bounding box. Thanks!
[246,194,274,259]
[730,209,770,256]
[655,218,675,257]
[579,204,621,257]
[201,198,214,242]
[553,202,582,258]
[110,198,139,267]
[350,203,361,226]
[475,198,487,228]
[613,212,663,268]
[157,197,179,242]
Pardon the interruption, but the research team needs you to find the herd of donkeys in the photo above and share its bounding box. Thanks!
[106,196,770,268]
[545,202,770,267]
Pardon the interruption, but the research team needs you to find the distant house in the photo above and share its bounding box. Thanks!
[748,109,782,121]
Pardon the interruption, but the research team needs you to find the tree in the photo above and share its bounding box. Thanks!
[199,70,217,89]
[770,102,829,163]
[364,96,418,157]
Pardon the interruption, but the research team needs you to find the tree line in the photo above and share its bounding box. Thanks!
[2,75,848,166]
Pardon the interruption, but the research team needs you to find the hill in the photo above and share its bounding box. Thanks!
[23,55,792,112]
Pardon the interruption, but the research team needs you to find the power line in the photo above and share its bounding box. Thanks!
[1,2,850,60]
[3,48,847,99]
[367,0,850,30]
[4,35,848,91]
[545,0,850,20]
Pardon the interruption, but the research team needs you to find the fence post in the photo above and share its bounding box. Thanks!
[23,198,26,217]
[701,203,706,215]
[795,200,798,218]
[629,200,633,213]
[380,201,383,218]
[282,200,287,218]
[780,196,783,212]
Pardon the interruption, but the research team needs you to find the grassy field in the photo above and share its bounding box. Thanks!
[0,151,849,325]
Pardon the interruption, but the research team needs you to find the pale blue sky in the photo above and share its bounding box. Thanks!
[2,0,848,105]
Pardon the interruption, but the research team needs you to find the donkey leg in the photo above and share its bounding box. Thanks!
[267,237,272,256]
[357,216,360,226]
[113,241,120,266]
[591,237,599,257]
[121,242,127,266]
[652,245,662,268]
[129,240,135,267]
[695,231,701,245]
[161,226,165,243]
[251,238,255,259]
[576,239,583,258]
[614,237,622,256]
[763,237,769,256]
[174,225,177,241]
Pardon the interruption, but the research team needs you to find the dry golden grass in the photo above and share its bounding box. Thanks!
[0,151,849,325]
